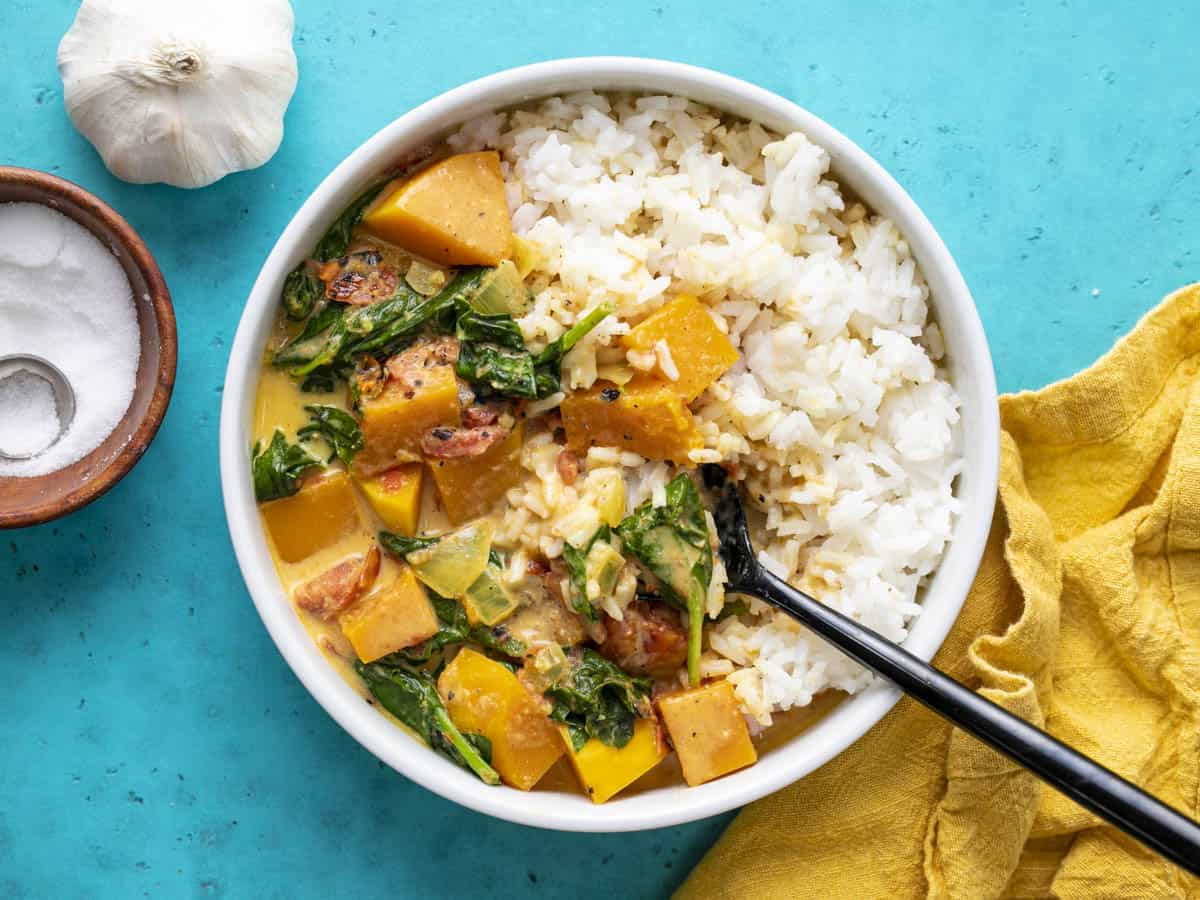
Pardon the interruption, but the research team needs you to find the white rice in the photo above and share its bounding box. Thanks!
[453,93,962,726]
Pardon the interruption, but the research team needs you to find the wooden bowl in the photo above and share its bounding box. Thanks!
[0,167,176,529]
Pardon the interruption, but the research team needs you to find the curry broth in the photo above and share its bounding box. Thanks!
[254,354,845,798]
[255,365,449,740]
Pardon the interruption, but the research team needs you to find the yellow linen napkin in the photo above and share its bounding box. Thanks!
[678,284,1200,899]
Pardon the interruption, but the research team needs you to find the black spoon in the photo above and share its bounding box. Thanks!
[700,464,1200,877]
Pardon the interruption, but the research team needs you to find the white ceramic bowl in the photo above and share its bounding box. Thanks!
[220,57,999,832]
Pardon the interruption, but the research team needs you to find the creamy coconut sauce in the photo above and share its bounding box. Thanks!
[255,367,843,796]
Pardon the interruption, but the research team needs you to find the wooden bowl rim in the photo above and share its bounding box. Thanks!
[0,166,177,529]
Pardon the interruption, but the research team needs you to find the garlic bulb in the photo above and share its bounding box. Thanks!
[57,0,298,189]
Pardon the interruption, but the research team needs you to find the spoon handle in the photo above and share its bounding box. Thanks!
[746,567,1200,877]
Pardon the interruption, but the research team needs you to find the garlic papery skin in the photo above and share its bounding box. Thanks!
[57,0,299,189]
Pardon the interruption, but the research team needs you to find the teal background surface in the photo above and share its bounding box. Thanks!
[2,1,1197,897]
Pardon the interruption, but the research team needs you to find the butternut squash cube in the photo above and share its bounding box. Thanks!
[561,378,702,465]
[438,648,563,790]
[339,564,439,663]
[558,719,668,804]
[354,365,461,476]
[357,464,423,534]
[429,423,524,524]
[260,471,361,564]
[362,152,513,266]
[622,294,738,401]
[657,681,757,786]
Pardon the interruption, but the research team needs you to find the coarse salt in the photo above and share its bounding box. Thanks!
[0,202,139,477]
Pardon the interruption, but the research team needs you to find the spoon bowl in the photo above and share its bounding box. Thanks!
[0,354,77,460]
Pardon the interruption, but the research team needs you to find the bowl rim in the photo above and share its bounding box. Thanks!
[0,166,178,529]
[220,56,1000,832]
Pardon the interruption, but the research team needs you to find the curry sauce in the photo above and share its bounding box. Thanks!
[249,145,849,803]
[255,324,845,797]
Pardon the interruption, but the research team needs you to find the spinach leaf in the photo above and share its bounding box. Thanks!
[440,731,494,772]
[285,286,420,377]
[561,526,610,622]
[313,181,388,262]
[282,264,322,320]
[283,268,488,379]
[344,268,487,359]
[277,267,607,401]
[392,594,470,664]
[473,624,526,660]
[300,369,336,393]
[452,302,613,402]
[250,430,323,502]
[532,367,561,399]
[454,308,540,397]
[356,660,500,785]
[378,531,440,558]
[563,721,590,753]
[546,649,651,750]
[279,179,387,322]
[297,405,363,465]
[531,303,613,397]
[589,691,639,748]
[534,303,614,367]
[615,472,713,686]
[391,593,525,665]
[455,309,526,350]
[336,284,440,359]
[715,598,750,621]
[456,342,539,399]
[272,303,346,368]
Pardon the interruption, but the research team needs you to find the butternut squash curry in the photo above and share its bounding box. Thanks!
[251,149,814,800]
